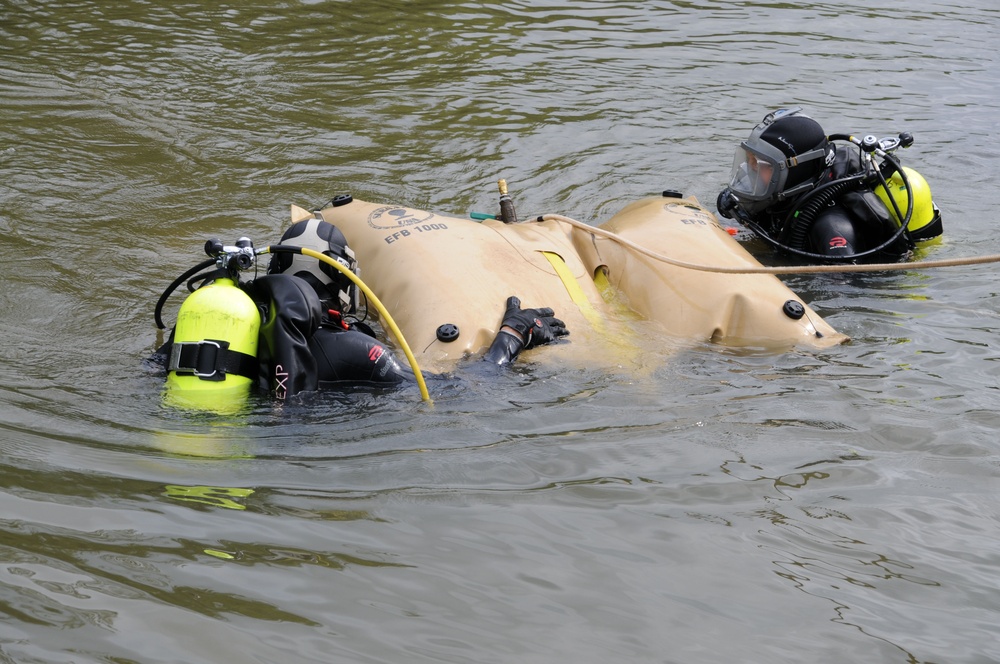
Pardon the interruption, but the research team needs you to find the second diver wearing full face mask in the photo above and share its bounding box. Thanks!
[716,107,943,263]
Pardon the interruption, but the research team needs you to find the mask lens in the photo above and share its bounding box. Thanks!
[729,147,777,199]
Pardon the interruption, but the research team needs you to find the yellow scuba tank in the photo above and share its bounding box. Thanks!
[874,166,942,241]
[163,277,260,413]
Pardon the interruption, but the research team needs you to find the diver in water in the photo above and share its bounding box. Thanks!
[716,107,943,263]
[152,217,568,403]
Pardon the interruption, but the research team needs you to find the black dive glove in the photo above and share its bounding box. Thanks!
[484,296,569,365]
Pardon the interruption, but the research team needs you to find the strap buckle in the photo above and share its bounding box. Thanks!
[168,340,230,381]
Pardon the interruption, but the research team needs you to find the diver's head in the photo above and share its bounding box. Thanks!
[728,108,834,216]
[268,216,359,312]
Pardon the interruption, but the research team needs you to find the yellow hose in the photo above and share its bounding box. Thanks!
[262,246,432,403]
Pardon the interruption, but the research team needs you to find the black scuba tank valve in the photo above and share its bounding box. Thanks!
[205,237,256,271]
[232,237,254,269]
[205,238,224,257]
[861,135,879,153]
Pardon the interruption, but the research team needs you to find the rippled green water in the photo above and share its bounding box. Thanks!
[3,1,1000,662]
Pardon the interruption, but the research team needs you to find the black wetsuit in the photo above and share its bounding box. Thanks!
[152,274,409,400]
[244,273,410,398]
[153,273,545,400]
[754,146,920,261]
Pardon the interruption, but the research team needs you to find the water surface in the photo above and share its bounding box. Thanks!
[3,1,1000,662]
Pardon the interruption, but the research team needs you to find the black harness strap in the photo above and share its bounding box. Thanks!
[167,340,256,382]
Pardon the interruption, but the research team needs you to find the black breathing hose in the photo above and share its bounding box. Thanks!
[779,175,866,251]
[153,258,218,330]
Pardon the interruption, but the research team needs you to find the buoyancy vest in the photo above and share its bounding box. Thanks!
[243,274,409,398]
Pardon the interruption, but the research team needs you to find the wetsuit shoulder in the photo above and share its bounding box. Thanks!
[308,326,410,386]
